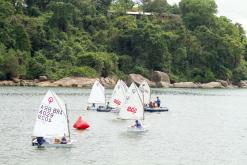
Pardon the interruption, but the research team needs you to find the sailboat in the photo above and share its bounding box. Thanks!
[32,90,72,148]
[139,81,169,112]
[118,82,147,132]
[108,80,128,113]
[87,80,106,111]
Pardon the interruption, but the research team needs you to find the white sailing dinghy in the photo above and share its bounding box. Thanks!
[87,80,106,111]
[32,90,72,148]
[108,80,127,113]
[118,83,148,132]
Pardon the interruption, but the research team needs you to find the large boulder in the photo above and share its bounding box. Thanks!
[199,82,224,88]
[53,77,96,87]
[126,74,154,86]
[100,77,116,88]
[0,80,16,86]
[12,77,20,83]
[39,75,48,82]
[216,80,229,88]
[239,80,247,88]
[37,81,57,87]
[173,82,199,88]
[151,71,170,83]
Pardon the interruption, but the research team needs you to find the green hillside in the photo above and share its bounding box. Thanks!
[0,0,246,83]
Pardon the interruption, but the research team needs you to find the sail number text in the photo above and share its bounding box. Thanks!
[38,105,63,122]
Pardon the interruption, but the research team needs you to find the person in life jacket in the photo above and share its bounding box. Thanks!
[37,137,46,146]
[132,120,142,128]
[156,97,161,108]
[106,101,110,109]
[61,134,67,144]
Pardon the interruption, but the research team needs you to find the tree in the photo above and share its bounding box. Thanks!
[179,0,217,30]
[145,0,169,13]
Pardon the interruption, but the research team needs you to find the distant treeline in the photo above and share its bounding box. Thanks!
[0,0,247,83]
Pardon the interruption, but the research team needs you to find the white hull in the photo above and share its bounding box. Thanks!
[33,142,73,148]
[41,142,73,148]
[127,125,148,132]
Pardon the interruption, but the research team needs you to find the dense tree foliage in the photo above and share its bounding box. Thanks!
[0,0,246,83]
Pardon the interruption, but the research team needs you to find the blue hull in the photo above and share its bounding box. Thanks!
[144,107,169,112]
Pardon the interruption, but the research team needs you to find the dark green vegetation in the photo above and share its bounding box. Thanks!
[0,0,246,83]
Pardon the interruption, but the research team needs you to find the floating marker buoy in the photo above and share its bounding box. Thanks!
[73,116,90,129]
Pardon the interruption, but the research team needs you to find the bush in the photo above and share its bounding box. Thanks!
[232,62,247,83]
[70,66,97,77]
[77,52,118,77]
[132,65,149,78]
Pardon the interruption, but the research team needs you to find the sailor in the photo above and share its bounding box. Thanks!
[133,120,142,128]
[156,97,161,108]
[61,135,67,144]
[106,101,110,109]
[37,137,45,146]
[92,103,95,108]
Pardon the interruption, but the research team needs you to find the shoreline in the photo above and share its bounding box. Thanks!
[0,76,245,89]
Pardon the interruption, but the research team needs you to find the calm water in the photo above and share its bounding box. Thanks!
[0,87,247,165]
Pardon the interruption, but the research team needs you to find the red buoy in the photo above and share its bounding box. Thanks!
[73,116,90,129]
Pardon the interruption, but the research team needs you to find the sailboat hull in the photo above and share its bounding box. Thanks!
[33,142,73,148]
[127,126,148,132]
[144,107,169,112]
[96,106,111,112]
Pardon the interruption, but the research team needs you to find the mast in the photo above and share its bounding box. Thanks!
[65,103,71,140]
[136,83,145,121]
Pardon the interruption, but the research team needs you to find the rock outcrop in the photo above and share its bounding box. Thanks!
[100,77,116,88]
[239,80,247,88]
[216,80,229,88]
[126,74,154,86]
[151,71,170,83]
[173,82,199,88]
[39,76,48,82]
[53,77,97,87]
[199,82,224,88]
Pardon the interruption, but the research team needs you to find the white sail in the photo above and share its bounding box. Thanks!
[109,80,126,108]
[118,83,144,120]
[33,90,69,138]
[139,80,151,105]
[120,80,128,92]
[88,80,105,104]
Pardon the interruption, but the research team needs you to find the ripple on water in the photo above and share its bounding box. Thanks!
[1,87,247,165]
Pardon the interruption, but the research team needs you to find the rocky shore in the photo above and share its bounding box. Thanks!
[0,71,246,88]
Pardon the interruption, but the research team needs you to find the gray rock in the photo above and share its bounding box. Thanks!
[173,82,199,88]
[216,80,229,87]
[126,74,154,86]
[151,71,170,83]
[39,76,48,82]
[199,82,224,88]
[12,77,20,83]
[239,80,247,88]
